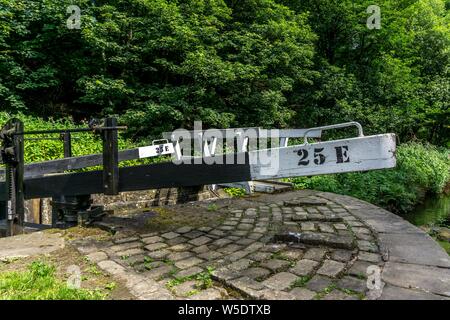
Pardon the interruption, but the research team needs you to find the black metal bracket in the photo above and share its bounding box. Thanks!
[51,195,105,228]
[1,116,123,234]
[0,119,24,236]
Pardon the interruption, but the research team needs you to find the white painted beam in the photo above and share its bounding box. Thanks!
[250,134,396,180]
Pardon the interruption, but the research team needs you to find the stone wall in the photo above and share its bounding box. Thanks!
[24,186,215,225]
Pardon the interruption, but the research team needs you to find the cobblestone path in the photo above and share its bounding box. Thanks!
[71,190,450,300]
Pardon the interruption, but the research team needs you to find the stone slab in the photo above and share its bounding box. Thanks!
[378,233,450,268]
[0,232,64,260]
[382,262,450,297]
[262,272,298,291]
[379,284,449,300]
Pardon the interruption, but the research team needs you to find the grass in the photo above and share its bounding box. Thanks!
[163,259,175,266]
[105,282,117,291]
[223,187,247,198]
[166,266,215,291]
[313,284,337,300]
[270,252,296,267]
[437,240,450,255]
[314,283,366,300]
[195,267,214,290]
[291,276,312,288]
[207,204,218,212]
[144,207,225,233]
[186,289,200,297]
[337,287,365,300]
[0,261,106,300]
[143,257,155,270]
[87,265,102,276]
[353,273,367,280]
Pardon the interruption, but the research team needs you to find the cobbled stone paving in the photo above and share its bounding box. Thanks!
[73,193,385,300]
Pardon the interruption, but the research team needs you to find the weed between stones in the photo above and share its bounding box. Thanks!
[166,266,215,292]
[337,287,365,300]
[291,275,312,288]
[314,283,337,300]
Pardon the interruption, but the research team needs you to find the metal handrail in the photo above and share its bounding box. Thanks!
[152,139,170,145]
[302,122,364,144]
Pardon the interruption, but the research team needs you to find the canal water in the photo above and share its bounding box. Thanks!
[404,195,450,227]
[404,195,450,254]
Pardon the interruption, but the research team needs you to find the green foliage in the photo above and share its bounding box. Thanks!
[194,266,214,290]
[223,187,247,197]
[437,240,450,255]
[0,261,106,300]
[166,266,215,291]
[0,0,448,217]
[104,282,117,291]
[0,112,134,162]
[281,0,450,146]
[290,142,450,214]
[0,0,316,139]
[291,275,312,288]
[0,112,166,169]
[142,256,154,270]
[0,0,448,145]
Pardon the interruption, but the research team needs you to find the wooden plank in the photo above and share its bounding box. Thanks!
[0,149,135,178]
[249,134,396,180]
[0,143,176,178]
[0,153,251,201]
[31,199,41,224]
[2,128,322,178]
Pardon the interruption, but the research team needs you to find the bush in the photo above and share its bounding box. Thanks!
[290,142,450,214]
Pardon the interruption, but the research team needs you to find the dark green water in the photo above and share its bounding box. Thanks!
[404,195,450,227]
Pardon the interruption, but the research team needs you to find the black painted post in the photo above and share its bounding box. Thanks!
[3,119,25,236]
[52,132,73,228]
[61,132,72,158]
[0,201,6,221]
[13,120,24,234]
[102,117,119,195]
